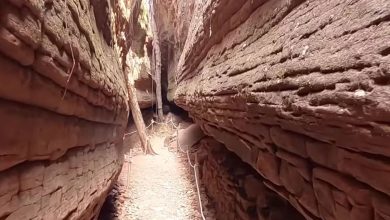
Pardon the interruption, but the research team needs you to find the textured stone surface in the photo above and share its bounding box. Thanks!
[174,0,390,219]
[0,143,122,220]
[195,138,304,220]
[121,0,156,109]
[127,49,156,109]
[153,0,196,101]
[0,0,129,219]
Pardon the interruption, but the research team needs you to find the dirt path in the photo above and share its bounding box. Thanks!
[116,126,215,220]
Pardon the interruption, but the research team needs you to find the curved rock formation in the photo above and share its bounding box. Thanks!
[173,0,390,219]
[0,0,128,219]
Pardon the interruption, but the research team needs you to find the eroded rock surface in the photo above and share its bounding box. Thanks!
[153,0,196,101]
[0,0,129,219]
[173,0,390,219]
[196,138,304,220]
[122,0,156,109]
[108,0,155,109]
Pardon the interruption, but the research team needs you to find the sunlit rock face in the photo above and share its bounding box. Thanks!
[152,0,196,101]
[0,0,129,219]
[127,49,156,109]
[171,0,390,219]
[114,0,155,109]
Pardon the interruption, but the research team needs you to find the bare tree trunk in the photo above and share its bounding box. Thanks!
[127,72,157,155]
[150,0,163,121]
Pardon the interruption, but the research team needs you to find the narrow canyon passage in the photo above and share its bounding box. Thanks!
[99,122,216,220]
[1,0,390,220]
[124,146,199,220]
[121,128,213,220]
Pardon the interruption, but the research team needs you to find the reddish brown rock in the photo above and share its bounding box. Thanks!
[195,138,304,220]
[169,0,390,219]
[0,0,129,219]
[256,151,282,186]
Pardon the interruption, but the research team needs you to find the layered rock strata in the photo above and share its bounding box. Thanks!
[0,0,128,219]
[174,0,390,219]
[196,138,304,220]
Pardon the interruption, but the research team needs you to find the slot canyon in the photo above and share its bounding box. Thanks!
[0,0,389,220]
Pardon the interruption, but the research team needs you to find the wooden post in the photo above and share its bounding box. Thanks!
[127,71,157,154]
[150,0,164,121]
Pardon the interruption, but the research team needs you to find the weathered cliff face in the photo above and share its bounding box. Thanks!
[128,2,156,110]
[127,49,156,109]
[113,0,155,109]
[173,0,390,220]
[196,138,304,220]
[153,0,195,101]
[0,0,128,219]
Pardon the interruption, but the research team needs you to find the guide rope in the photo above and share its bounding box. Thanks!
[172,120,206,220]
[124,118,207,220]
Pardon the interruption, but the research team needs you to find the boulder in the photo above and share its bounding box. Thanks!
[178,124,205,151]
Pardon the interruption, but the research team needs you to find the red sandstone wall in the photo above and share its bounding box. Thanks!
[174,0,390,219]
[0,0,129,219]
[196,138,304,220]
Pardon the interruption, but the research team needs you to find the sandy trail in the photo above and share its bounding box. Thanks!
[118,125,215,220]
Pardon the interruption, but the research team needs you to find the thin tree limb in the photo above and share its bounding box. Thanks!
[149,0,164,121]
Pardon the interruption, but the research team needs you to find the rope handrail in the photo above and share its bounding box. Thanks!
[124,118,206,219]
[175,124,206,220]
